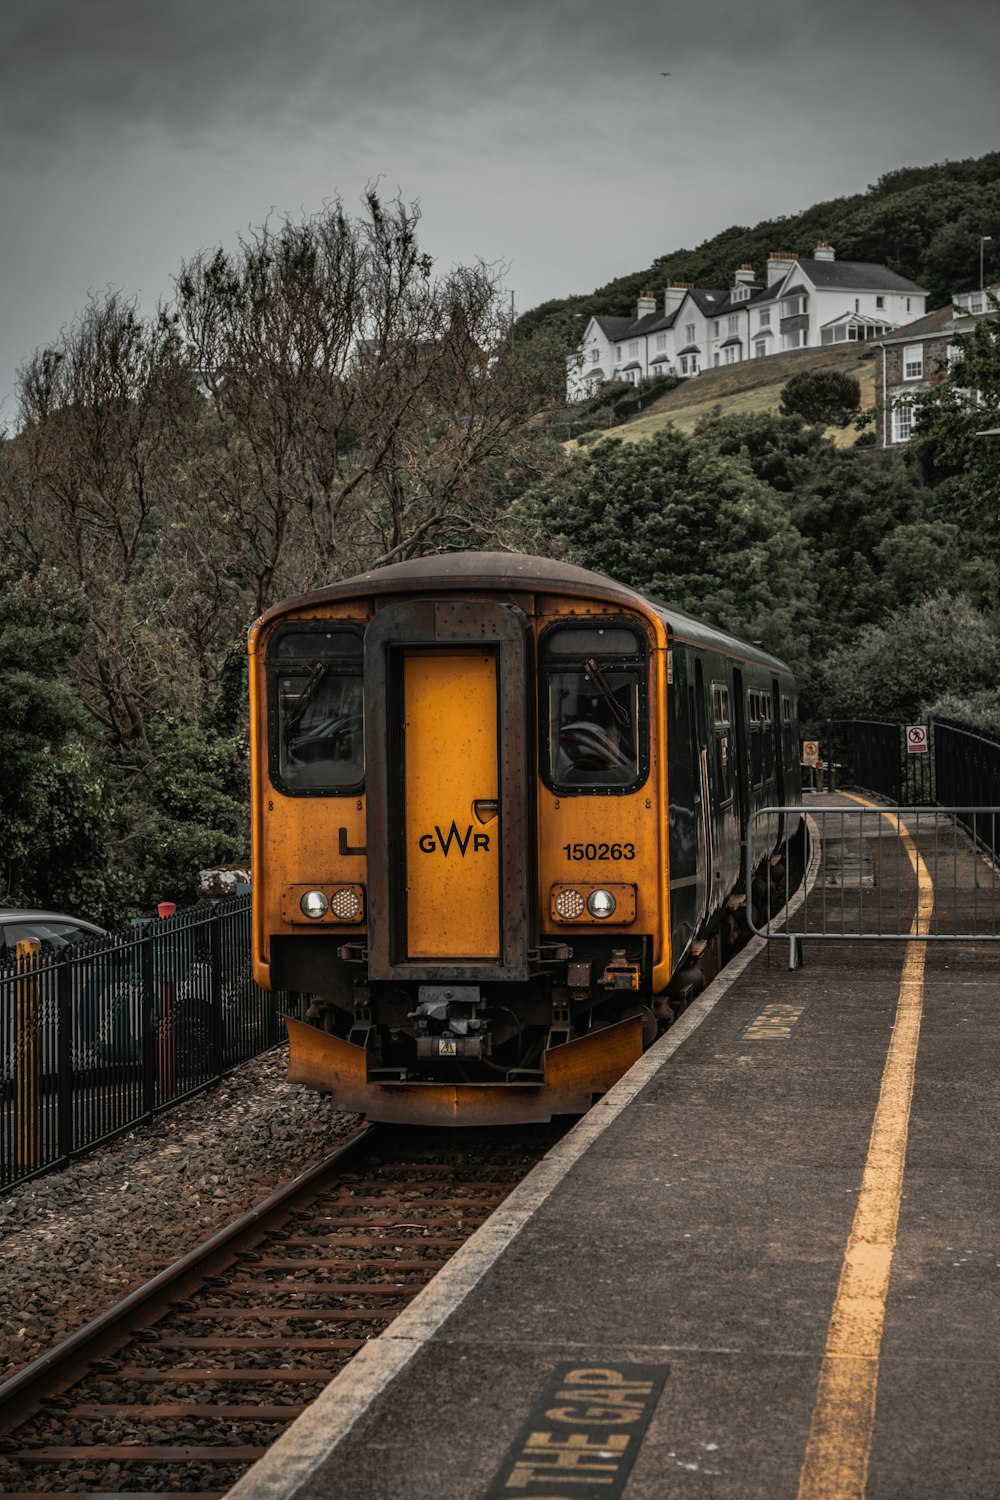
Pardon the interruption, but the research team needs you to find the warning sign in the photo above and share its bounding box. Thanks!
[802,740,820,767]
[906,725,929,755]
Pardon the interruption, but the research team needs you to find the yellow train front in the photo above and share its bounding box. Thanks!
[248,552,800,1125]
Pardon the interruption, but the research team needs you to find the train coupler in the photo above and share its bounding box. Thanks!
[409,985,491,1061]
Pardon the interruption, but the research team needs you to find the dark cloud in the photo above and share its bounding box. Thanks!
[0,0,998,423]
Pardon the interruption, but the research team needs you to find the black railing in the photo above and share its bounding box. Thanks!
[933,717,1000,839]
[0,897,296,1189]
[826,718,936,804]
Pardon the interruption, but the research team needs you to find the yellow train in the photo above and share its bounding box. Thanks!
[249,553,800,1125]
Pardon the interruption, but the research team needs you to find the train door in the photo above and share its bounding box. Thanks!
[363,599,535,981]
[771,678,785,845]
[693,658,714,924]
[732,667,749,837]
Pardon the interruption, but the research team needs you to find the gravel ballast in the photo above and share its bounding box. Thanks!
[0,1048,361,1378]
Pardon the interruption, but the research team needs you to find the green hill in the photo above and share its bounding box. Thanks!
[519,151,1000,348]
[581,345,876,450]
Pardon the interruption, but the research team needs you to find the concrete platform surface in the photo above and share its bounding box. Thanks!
[227,805,1000,1500]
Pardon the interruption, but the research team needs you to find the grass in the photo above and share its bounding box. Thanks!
[573,345,878,451]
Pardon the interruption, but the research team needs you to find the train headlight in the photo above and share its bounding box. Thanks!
[555,888,586,920]
[586,889,617,920]
[330,887,362,920]
[299,890,329,920]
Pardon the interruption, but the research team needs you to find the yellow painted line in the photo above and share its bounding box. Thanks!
[796,798,933,1500]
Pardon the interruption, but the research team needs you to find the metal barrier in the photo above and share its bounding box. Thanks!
[0,896,297,1189]
[746,805,1000,967]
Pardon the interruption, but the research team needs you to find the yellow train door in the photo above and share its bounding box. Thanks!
[364,597,534,982]
[402,650,501,959]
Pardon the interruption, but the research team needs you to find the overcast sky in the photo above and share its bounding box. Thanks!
[1,0,997,426]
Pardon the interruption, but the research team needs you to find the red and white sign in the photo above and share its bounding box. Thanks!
[906,725,928,754]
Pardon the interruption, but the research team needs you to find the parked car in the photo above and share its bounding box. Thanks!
[0,908,109,965]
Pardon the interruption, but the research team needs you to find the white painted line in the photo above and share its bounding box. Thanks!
[227,821,820,1500]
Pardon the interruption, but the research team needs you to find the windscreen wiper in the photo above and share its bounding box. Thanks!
[585,658,631,729]
[286,662,330,729]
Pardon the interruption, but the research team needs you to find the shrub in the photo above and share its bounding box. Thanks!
[780,370,862,427]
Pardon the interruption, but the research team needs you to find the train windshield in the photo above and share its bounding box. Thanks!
[541,624,646,792]
[269,627,364,792]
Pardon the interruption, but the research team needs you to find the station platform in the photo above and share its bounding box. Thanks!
[228,798,1000,1500]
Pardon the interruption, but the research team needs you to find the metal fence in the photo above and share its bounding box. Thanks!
[1,897,295,1190]
[747,805,1000,965]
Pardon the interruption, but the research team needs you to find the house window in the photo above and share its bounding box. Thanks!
[903,345,923,380]
[726,315,738,335]
[628,341,638,357]
[685,323,696,344]
[590,349,600,364]
[947,344,962,368]
[656,334,667,351]
[855,299,860,312]
[891,403,914,443]
[713,353,720,366]
[755,340,767,358]
[876,296,885,309]
[724,346,737,364]
[759,310,771,327]
[616,346,621,358]
[906,297,912,313]
[782,296,805,318]
[713,320,720,336]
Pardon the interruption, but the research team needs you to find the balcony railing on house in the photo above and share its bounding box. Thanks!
[1,896,297,1190]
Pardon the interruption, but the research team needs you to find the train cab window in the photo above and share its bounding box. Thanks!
[267,626,365,794]
[540,623,647,793]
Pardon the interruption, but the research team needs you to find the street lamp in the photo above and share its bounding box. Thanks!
[981,235,992,293]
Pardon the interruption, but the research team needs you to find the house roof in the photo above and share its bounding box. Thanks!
[872,305,956,344]
[677,344,701,355]
[622,361,642,371]
[650,353,672,364]
[593,316,634,339]
[720,336,743,348]
[798,258,926,294]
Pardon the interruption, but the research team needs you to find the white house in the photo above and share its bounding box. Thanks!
[566,244,928,400]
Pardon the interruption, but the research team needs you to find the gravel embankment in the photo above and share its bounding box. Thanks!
[0,1049,361,1378]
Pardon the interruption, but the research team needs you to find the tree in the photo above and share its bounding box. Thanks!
[819,592,1000,721]
[908,306,1000,547]
[173,191,562,610]
[514,426,819,672]
[779,370,861,427]
[0,568,121,921]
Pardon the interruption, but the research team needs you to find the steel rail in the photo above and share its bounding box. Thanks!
[0,1123,376,1430]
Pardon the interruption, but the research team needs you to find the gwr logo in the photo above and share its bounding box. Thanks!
[418,822,491,857]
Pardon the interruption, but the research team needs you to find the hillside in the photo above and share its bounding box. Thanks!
[519,151,1000,347]
[584,346,876,450]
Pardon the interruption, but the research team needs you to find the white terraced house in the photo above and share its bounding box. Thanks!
[566,243,928,400]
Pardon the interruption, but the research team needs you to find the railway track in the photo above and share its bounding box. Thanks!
[0,1121,566,1496]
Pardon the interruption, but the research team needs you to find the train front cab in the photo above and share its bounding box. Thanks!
[249,573,797,1126]
[251,582,678,1124]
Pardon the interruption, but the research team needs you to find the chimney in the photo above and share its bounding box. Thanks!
[767,252,797,286]
[734,264,756,286]
[637,290,657,318]
[663,281,694,313]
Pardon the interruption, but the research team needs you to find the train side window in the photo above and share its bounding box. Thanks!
[782,695,792,723]
[711,683,731,727]
[267,625,365,795]
[540,622,648,794]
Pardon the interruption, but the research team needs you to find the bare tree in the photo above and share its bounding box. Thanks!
[173,190,562,607]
